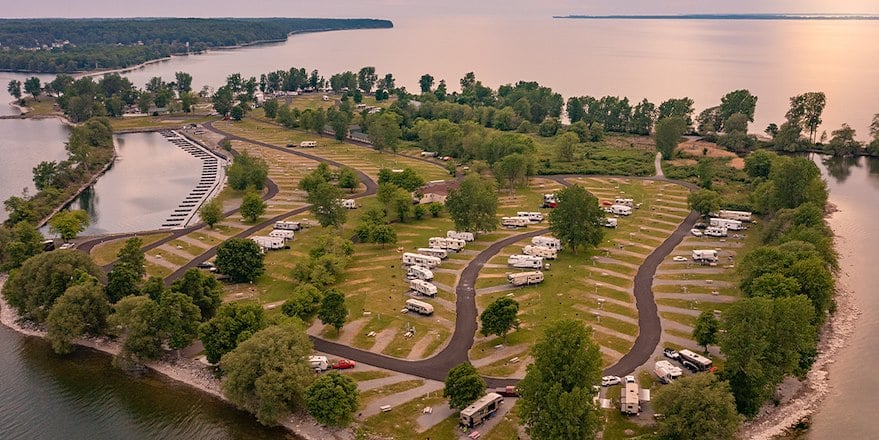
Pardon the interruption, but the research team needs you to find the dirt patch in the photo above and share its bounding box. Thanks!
[677,140,745,169]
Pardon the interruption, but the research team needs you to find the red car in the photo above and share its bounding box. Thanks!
[331,359,356,370]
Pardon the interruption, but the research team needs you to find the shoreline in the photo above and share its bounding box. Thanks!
[0,275,353,440]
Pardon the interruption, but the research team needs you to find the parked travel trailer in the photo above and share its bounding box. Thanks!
[603,217,618,228]
[250,236,286,250]
[501,217,530,228]
[420,151,438,157]
[608,204,633,216]
[620,381,641,415]
[300,140,318,148]
[704,226,728,237]
[428,237,465,252]
[447,231,475,242]
[508,254,544,269]
[339,199,357,209]
[709,217,744,231]
[274,221,301,231]
[417,247,449,260]
[542,193,558,208]
[531,236,562,251]
[691,249,719,262]
[678,349,713,372]
[405,298,434,316]
[309,355,329,372]
[654,360,683,384]
[522,245,558,260]
[410,279,438,297]
[407,265,434,281]
[508,271,544,286]
[614,198,635,207]
[460,393,504,428]
[516,211,545,223]
[715,210,753,222]
[402,252,441,269]
[269,229,295,241]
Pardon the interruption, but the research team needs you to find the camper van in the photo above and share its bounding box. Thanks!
[428,237,465,252]
[692,249,719,263]
[406,265,434,281]
[251,236,286,250]
[460,393,504,429]
[508,254,544,269]
[300,140,317,148]
[678,349,713,372]
[405,299,434,316]
[402,252,441,269]
[608,204,633,216]
[410,279,438,297]
[501,217,530,228]
[516,211,545,223]
[542,193,558,208]
[269,229,295,241]
[274,221,301,231]
[339,199,357,209]
[531,236,562,251]
[603,218,618,228]
[522,245,557,260]
[417,247,449,260]
[614,198,635,207]
[620,381,641,415]
[447,231,475,242]
[508,271,544,286]
[704,226,728,237]
[654,360,683,384]
[715,210,753,222]
[309,355,329,372]
[709,218,743,231]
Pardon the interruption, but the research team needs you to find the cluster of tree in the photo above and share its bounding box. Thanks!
[0,221,45,271]
[567,96,666,135]
[445,174,499,234]
[547,185,606,254]
[291,234,355,290]
[378,167,424,192]
[354,207,398,247]
[215,237,266,283]
[0,18,392,73]
[480,297,519,342]
[298,163,356,228]
[211,73,260,118]
[696,89,759,153]
[413,119,537,163]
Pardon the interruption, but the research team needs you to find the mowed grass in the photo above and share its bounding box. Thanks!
[91,232,170,266]
[359,379,424,408]
[361,393,459,440]
[109,114,215,131]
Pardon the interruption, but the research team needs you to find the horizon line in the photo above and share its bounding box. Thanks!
[554,13,879,21]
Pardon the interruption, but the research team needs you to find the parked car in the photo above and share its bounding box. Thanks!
[601,375,622,387]
[690,228,703,237]
[624,375,636,384]
[59,242,76,250]
[495,385,519,397]
[672,256,688,262]
[663,348,680,361]
[331,359,356,370]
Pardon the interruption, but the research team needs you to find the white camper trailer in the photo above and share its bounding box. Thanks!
[603,218,618,228]
[531,236,562,251]
[460,393,504,429]
[542,193,558,208]
[410,279,438,297]
[621,381,641,415]
[274,221,301,231]
[269,229,295,241]
[446,231,475,242]
[300,140,317,148]
[406,265,434,281]
[339,199,357,209]
[516,211,545,223]
[507,254,544,269]
[716,210,753,222]
[614,198,635,207]
[402,252,441,269]
[609,204,633,216]
[309,355,329,372]
[508,271,544,286]
[250,236,286,250]
[691,249,719,263]
[522,245,558,260]
[417,247,449,260]
[704,226,728,237]
[709,218,744,231]
[428,237,465,252]
[678,349,713,372]
[654,360,683,384]
[501,217,530,228]
[405,299,434,316]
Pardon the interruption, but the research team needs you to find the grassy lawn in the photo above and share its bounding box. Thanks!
[91,232,170,266]
[360,394,459,440]
[144,261,172,278]
[341,370,392,382]
[531,132,657,176]
[110,114,216,131]
[359,379,424,408]
[600,408,655,440]
[482,400,521,440]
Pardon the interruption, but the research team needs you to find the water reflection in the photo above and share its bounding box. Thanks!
[820,154,862,183]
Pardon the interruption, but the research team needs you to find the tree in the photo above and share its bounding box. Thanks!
[724,113,750,134]
[109,295,165,363]
[262,99,279,119]
[211,85,233,116]
[827,123,861,157]
[174,71,193,93]
[46,280,110,354]
[719,89,758,123]
[519,320,602,440]
[687,189,721,218]
[199,302,267,364]
[370,224,397,247]
[768,156,824,210]
[492,153,530,192]
[105,263,141,303]
[230,104,247,121]
[554,132,578,162]
[171,268,222,320]
[117,237,146,278]
[305,371,359,427]
[697,158,715,189]
[773,121,806,152]
[281,284,323,321]
[658,97,695,128]
[240,191,266,223]
[697,106,723,134]
[693,311,719,352]
[199,198,223,229]
[308,183,348,228]
[480,297,519,342]
[653,374,742,440]
[445,174,499,234]
[538,117,560,137]
[655,116,687,160]
[786,92,826,143]
[318,289,347,334]
[215,238,265,283]
[378,167,425,192]
[548,185,605,254]
[744,150,776,179]
[24,76,42,99]
[158,291,202,350]
[49,210,90,241]
[227,153,269,192]
[221,323,314,426]
[32,160,58,191]
[7,79,22,100]
[0,221,45,271]
[443,362,486,410]
[367,112,402,152]
[357,66,377,93]
[419,73,435,93]
[337,168,358,192]
[329,109,351,142]
[378,183,414,223]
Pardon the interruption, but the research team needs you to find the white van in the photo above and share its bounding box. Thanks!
[251,236,285,250]
[300,140,317,148]
[269,229,295,241]
[309,355,329,372]
[339,199,357,209]
[410,279,438,297]
[614,198,634,207]
[274,221,301,231]
[603,218,618,228]
[447,231,475,242]
[704,226,727,237]
[508,254,544,269]
[709,218,743,231]
[531,236,562,251]
[508,271,544,286]
[609,204,633,216]
[405,299,434,316]
[402,252,441,268]
[522,245,557,260]
[417,247,448,260]
[501,217,530,228]
[429,237,465,252]
[692,249,719,262]
[516,211,545,223]
[715,210,752,222]
[407,265,434,281]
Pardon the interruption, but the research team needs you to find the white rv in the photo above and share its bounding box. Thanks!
[269,229,295,241]
[609,204,633,216]
[428,237,465,252]
[542,193,558,208]
[300,140,318,148]
[251,236,286,250]
[508,271,544,286]
[407,265,434,281]
[522,245,557,260]
[531,236,562,251]
[417,247,449,260]
[692,249,719,262]
[516,211,545,223]
[309,355,329,372]
[420,151,438,157]
[603,217,618,228]
[410,279,438,297]
[614,198,635,207]
[704,226,728,237]
[654,360,683,384]
[508,254,544,269]
[716,210,753,222]
[678,349,713,372]
[405,298,434,316]
[274,221,301,231]
[460,393,504,429]
[709,218,743,231]
[339,199,357,209]
[501,217,530,228]
[446,231,475,242]
[402,252,441,269]
[621,381,641,415]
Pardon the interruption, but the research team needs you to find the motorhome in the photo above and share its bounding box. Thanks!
[300,140,317,148]
[406,265,434,281]
[614,198,635,207]
[420,151,438,157]
[609,204,633,216]
[516,211,545,223]
[704,226,728,237]
[460,393,504,429]
[417,247,449,260]
[269,229,295,241]
[603,218,618,228]
[531,236,562,251]
[339,199,357,209]
[542,193,558,208]
[410,279,438,297]
[309,355,329,372]
[508,254,544,269]
[715,210,753,222]
[447,231,475,242]
[250,236,286,250]
[402,252,441,269]
[428,237,465,252]
[274,221,301,231]
[709,218,743,231]
[620,381,641,415]
[501,217,530,228]
[678,349,713,372]
[405,298,434,316]
[522,245,557,260]
[654,360,683,384]
[508,271,544,286]
[691,249,719,263]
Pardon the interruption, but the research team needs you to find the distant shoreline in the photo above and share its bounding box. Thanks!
[554,13,879,21]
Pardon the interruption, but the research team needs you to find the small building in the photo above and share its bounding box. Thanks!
[416,180,459,205]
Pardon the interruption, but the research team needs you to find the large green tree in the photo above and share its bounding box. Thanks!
[445,174,499,234]
[443,362,486,410]
[548,185,605,254]
[198,302,267,364]
[49,210,90,241]
[786,92,826,143]
[305,371,360,427]
[317,289,348,334]
[46,280,110,354]
[367,112,402,152]
[240,191,267,223]
[7,79,22,100]
[480,297,519,342]
[693,311,720,352]
[655,116,687,160]
[306,182,347,228]
[719,89,758,123]
[199,199,223,229]
[687,189,721,218]
[653,374,742,440]
[281,284,323,321]
[171,268,222,320]
[0,221,44,271]
[215,238,265,283]
[227,152,269,191]
[117,237,146,277]
[555,131,578,162]
[492,153,531,192]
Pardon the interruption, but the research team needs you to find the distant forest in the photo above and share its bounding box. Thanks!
[0,18,393,73]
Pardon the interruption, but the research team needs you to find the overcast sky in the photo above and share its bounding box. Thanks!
[5,0,879,19]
